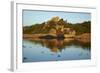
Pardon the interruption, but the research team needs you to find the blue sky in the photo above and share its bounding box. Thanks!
[23,10,91,26]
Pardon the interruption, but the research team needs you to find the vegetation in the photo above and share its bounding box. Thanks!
[66,21,91,35]
[23,16,91,35]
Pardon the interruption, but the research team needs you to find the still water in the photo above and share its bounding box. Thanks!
[22,38,91,62]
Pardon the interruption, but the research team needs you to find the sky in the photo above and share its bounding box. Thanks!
[23,10,91,26]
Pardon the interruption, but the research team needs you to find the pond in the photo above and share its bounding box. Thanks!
[22,38,91,63]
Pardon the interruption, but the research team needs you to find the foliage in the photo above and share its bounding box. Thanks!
[23,17,91,35]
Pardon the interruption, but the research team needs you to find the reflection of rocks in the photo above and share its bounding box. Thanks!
[51,47,59,53]
[75,33,90,43]
[23,37,90,53]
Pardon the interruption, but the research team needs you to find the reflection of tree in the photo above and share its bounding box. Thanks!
[72,40,91,50]
[27,38,91,53]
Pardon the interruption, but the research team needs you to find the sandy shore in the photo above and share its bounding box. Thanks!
[23,33,91,43]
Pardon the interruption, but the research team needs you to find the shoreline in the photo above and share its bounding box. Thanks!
[23,33,90,43]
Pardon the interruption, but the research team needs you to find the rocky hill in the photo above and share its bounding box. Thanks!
[23,16,91,35]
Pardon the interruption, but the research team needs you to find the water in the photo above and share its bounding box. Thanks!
[22,38,91,63]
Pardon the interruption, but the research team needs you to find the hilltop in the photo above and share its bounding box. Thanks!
[23,16,91,35]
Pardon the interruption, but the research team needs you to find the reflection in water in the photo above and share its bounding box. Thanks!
[22,38,91,62]
[26,38,90,52]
